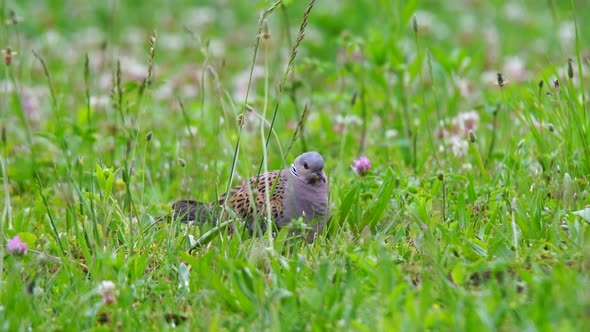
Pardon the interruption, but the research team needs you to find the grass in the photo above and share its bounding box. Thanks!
[1,0,590,330]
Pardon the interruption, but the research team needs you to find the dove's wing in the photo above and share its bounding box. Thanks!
[217,170,287,232]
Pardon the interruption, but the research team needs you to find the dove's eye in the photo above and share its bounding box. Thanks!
[303,162,309,170]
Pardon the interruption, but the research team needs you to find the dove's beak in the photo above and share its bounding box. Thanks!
[317,171,327,183]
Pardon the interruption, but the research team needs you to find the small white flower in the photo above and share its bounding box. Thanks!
[97,280,117,305]
[334,114,363,126]
[448,136,468,157]
[385,129,399,139]
[461,163,473,170]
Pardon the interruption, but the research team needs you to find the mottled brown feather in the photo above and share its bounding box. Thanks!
[212,170,286,230]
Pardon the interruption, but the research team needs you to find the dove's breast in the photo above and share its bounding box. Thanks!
[276,172,329,238]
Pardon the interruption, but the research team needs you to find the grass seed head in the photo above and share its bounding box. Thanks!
[177,158,186,168]
[261,19,271,39]
[2,47,15,66]
[496,72,507,87]
[6,10,20,25]
[468,130,477,143]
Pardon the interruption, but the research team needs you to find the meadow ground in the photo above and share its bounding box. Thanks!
[1,0,590,330]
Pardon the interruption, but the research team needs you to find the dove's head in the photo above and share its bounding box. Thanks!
[291,151,327,184]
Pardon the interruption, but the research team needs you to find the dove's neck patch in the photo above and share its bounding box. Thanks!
[290,164,298,178]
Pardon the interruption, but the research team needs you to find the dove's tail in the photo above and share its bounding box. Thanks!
[159,200,217,224]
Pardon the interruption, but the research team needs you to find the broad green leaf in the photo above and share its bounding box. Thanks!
[16,232,37,248]
[339,182,360,227]
[361,167,396,230]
